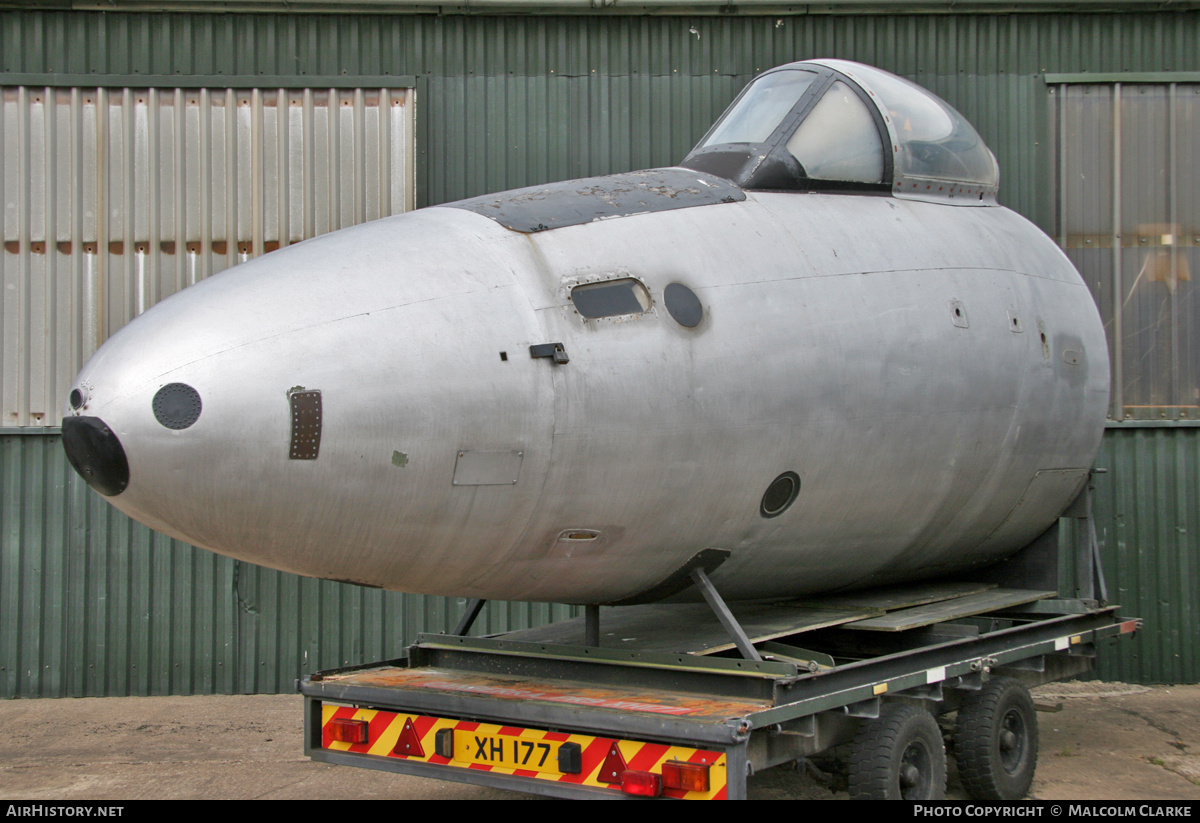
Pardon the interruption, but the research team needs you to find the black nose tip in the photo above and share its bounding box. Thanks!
[62,416,130,497]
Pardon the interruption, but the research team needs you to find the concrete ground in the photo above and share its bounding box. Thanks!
[0,682,1197,801]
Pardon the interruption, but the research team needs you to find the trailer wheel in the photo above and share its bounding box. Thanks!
[848,703,946,800]
[953,677,1038,800]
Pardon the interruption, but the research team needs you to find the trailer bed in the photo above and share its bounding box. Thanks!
[300,585,1139,799]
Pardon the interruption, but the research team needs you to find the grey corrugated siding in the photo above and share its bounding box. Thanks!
[1,84,415,427]
[2,10,1198,693]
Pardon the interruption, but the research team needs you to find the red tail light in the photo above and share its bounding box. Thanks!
[328,718,369,744]
[620,770,663,797]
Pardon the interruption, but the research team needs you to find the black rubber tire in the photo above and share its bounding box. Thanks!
[953,677,1039,800]
[848,703,947,800]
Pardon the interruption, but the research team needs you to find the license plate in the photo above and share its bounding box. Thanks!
[453,731,560,773]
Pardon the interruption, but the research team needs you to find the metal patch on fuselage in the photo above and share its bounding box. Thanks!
[452,450,523,486]
[289,390,323,460]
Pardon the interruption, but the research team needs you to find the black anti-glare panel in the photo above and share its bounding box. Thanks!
[445,168,745,233]
[289,390,323,460]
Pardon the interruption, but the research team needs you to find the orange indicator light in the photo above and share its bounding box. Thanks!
[662,760,710,792]
[329,718,369,744]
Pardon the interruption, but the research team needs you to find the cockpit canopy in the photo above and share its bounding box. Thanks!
[681,59,999,205]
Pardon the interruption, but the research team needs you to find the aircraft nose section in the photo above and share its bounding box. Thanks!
[62,416,130,497]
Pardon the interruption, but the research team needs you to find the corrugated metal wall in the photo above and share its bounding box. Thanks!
[1,9,1197,693]
[1,432,577,697]
[2,81,414,427]
[1092,425,1200,684]
[5,427,1194,695]
[1053,81,1200,422]
[4,12,1200,217]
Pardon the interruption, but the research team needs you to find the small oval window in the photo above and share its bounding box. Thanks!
[760,471,801,518]
[571,278,652,319]
[664,282,704,328]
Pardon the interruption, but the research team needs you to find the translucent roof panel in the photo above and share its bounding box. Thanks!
[814,60,1000,197]
[785,80,884,184]
[702,69,818,147]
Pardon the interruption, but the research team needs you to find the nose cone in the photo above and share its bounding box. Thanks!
[55,207,557,599]
[62,416,130,497]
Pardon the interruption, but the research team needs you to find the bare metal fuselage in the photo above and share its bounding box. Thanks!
[64,184,1108,604]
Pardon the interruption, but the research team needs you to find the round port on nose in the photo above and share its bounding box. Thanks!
[153,383,202,430]
[62,416,130,497]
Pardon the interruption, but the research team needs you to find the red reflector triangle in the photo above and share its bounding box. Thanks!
[599,741,628,784]
[393,717,426,758]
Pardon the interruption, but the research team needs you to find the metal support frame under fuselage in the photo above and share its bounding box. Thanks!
[302,474,1136,799]
[301,600,1135,799]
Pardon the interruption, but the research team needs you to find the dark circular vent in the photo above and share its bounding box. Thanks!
[760,471,801,518]
[152,383,203,430]
[69,388,86,409]
[664,282,704,328]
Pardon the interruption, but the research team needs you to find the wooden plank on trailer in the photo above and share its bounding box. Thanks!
[502,601,882,655]
[798,581,996,612]
[842,589,1059,632]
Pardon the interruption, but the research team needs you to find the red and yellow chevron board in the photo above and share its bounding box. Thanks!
[321,703,729,799]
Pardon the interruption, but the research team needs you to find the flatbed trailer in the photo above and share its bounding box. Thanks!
[299,482,1138,800]
[299,582,1139,799]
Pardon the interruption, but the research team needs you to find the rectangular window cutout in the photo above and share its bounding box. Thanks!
[570,278,651,319]
[452,450,523,485]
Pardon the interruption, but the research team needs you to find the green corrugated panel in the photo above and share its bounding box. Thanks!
[231,564,576,694]
[419,73,730,204]
[4,11,1200,216]
[5,11,1200,78]
[1092,427,1200,685]
[0,434,577,697]
[3,430,1195,694]
[0,432,239,697]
